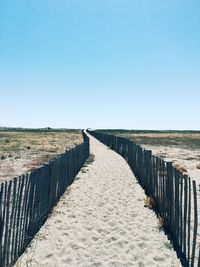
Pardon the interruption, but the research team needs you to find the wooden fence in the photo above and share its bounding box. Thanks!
[88,130,200,267]
[0,132,89,267]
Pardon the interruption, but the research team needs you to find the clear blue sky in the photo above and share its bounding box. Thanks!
[0,0,199,130]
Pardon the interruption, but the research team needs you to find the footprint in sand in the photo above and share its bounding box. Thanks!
[63,232,69,236]
[119,230,126,236]
[92,237,99,241]
[138,242,146,249]
[68,214,76,219]
[153,256,165,262]
[55,219,62,224]
[138,261,145,267]
[93,262,103,267]
[63,258,72,264]
[109,261,123,267]
[46,253,53,258]
[107,236,117,243]
[96,228,103,233]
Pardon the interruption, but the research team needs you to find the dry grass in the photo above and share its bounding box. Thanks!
[125,133,200,150]
[143,196,165,230]
[158,215,165,230]
[0,130,83,180]
[0,131,82,154]
[99,130,200,150]
[174,163,187,173]
[143,196,156,209]
[22,155,51,172]
[196,163,200,169]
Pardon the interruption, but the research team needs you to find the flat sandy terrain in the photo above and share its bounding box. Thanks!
[0,130,83,182]
[15,134,181,267]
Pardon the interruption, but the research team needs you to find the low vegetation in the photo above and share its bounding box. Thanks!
[0,128,82,154]
[97,130,200,150]
[0,128,83,180]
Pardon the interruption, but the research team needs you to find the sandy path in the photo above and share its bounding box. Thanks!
[15,134,181,267]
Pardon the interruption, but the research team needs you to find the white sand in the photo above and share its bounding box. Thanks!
[15,134,181,267]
